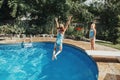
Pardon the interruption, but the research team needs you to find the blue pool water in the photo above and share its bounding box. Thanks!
[0,42,98,80]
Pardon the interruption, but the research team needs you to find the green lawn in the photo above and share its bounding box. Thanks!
[96,40,120,50]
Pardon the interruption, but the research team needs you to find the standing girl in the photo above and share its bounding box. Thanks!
[89,21,96,50]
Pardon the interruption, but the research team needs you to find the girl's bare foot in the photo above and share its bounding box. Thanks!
[52,54,57,60]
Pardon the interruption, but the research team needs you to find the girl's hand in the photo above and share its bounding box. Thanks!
[55,17,58,22]
[68,16,72,20]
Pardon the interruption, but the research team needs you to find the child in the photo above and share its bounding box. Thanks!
[89,20,96,50]
[52,16,72,60]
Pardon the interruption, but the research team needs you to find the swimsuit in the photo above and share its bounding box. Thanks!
[56,32,64,46]
[89,29,95,39]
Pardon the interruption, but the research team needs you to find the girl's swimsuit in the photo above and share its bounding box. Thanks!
[56,32,64,46]
[89,29,94,39]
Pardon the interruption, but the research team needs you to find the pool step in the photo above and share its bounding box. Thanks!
[86,50,120,57]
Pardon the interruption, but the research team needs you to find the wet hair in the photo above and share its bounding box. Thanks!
[57,24,64,29]
[56,24,64,32]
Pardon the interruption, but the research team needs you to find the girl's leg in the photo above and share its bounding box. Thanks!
[91,38,95,50]
[90,39,94,50]
[52,44,57,60]
[92,38,95,50]
[90,39,93,50]
[54,44,62,59]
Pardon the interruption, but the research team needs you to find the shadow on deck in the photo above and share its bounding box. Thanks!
[104,73,120,80]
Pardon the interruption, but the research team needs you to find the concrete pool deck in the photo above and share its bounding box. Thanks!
[0,37,120,80]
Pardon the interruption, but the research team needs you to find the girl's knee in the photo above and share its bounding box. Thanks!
[54,48,56,50]
[60,47,62,51]
[59,45,62,50]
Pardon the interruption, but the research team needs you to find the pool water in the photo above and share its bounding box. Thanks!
[0,42,98,80]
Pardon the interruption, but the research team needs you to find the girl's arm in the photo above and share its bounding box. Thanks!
[94,29,96,37]
[55,17,59,29]
[93,23,96,37]
[64,16,72,32]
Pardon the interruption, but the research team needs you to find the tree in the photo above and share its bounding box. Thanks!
[0,0,93,35]
[0,0,30,20]
[100,0,120,44]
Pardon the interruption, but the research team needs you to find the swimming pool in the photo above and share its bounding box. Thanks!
[0,42,98,80]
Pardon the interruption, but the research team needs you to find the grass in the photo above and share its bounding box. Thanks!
[96,40,120,50]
